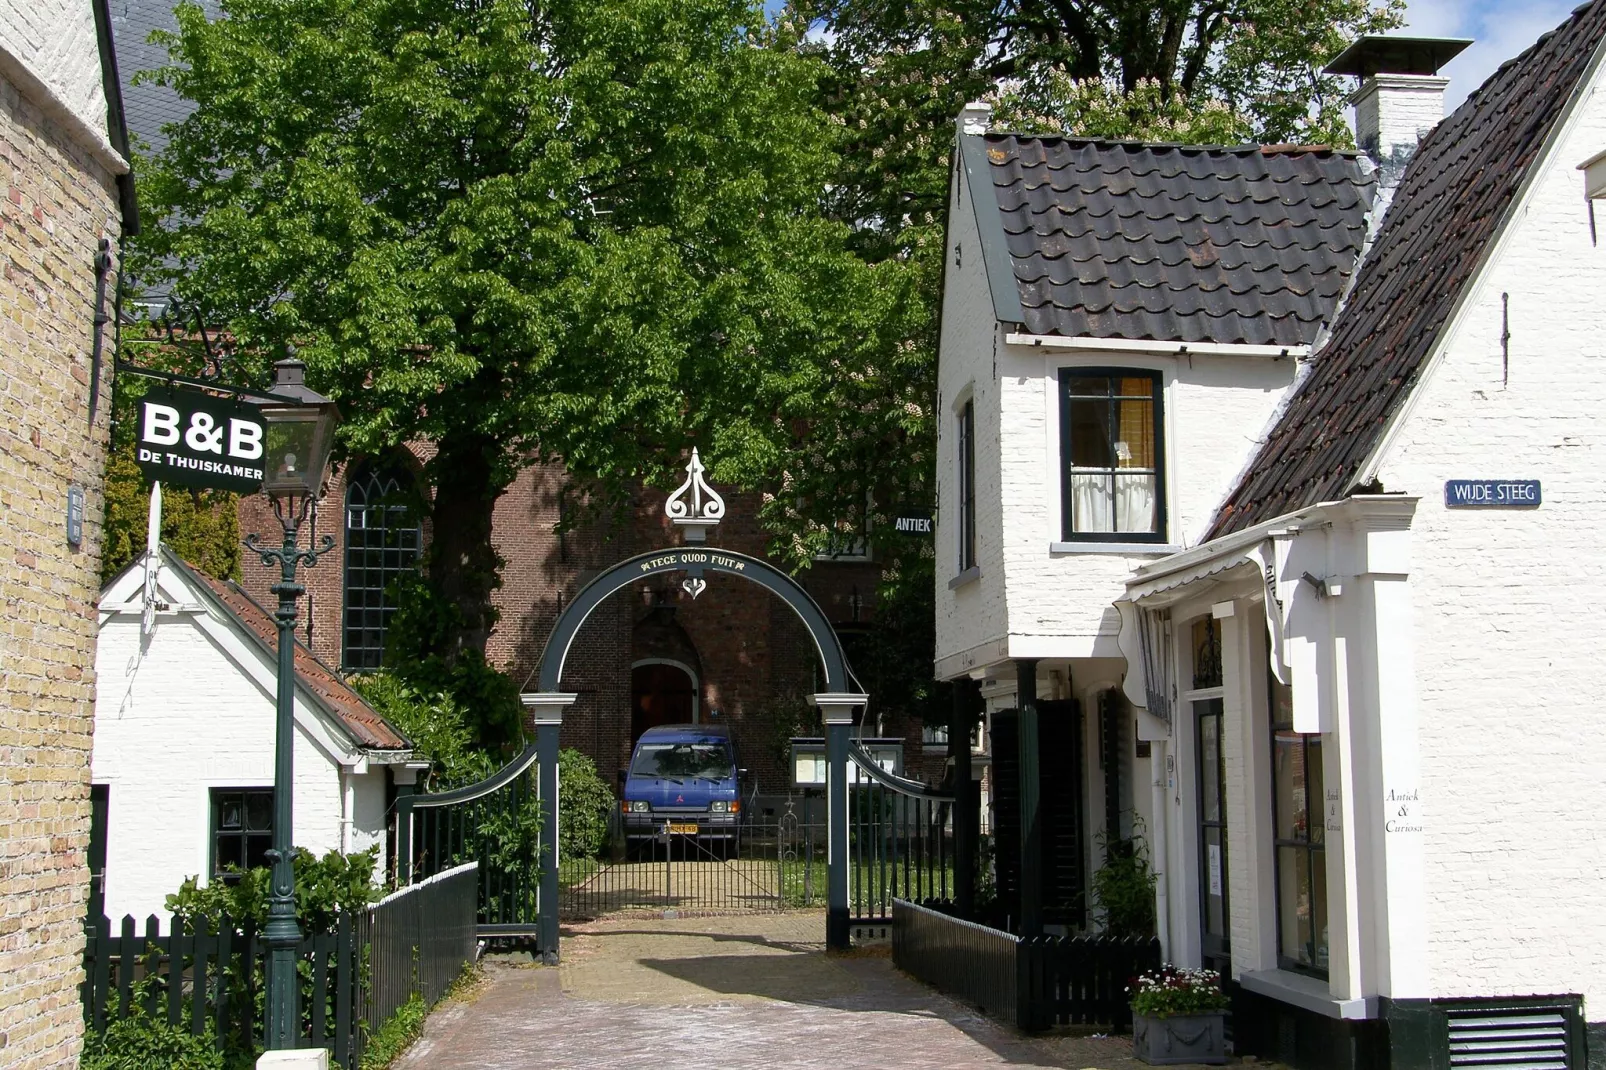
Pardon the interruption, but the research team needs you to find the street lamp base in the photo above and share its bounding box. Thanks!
[257,1050,329,1069]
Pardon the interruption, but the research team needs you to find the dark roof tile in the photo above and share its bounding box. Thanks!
[1209,0,1606,536]
[985,136,1375,345]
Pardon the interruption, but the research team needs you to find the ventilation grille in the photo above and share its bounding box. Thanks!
[1447,1008,1571,1070]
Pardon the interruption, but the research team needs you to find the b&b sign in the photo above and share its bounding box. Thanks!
[136,386,267,493]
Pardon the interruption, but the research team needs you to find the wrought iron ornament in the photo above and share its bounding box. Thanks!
[665,448,725,545]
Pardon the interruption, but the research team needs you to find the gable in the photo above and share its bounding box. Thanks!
[1210,0,1606,536]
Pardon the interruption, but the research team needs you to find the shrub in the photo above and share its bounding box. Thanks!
[358,993,427,1070]
[348,674,496,790]
[559,748,615,859]
[82,996,224,1070]
[1091,822,1157,938]
[166,846,379,932]
[1128,965,1230,1019]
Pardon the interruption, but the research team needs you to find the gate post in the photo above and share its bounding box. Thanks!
[812,692,867,951]
[522,692,578,964]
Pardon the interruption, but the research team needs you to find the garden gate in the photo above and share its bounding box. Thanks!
[392,452,870,960]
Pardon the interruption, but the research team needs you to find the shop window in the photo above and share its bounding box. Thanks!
[211,788,273,881]
[957,399,976,570]
[1059,370,1165,542]
[1269,676,1328,975]
[343,460,422,670]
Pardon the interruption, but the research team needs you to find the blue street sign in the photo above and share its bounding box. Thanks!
[1444,479,1541,508]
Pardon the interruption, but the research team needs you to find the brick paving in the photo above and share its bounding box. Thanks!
[395,911,1262,1070]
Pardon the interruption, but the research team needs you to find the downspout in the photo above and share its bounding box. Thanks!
[1151,739,1170,960]
[340,767,355,854]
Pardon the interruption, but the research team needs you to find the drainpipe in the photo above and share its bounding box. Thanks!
[340,768,355,854]
[1151,739,1170,961]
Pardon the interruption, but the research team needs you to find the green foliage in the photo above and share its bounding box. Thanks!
[358,993,427,1070]
[166,846,379,932]
[348,673,498,791]
[749,690,818,774]
[1128,965,1230,1018]
[993,76,1254,145]
[1092,824,1158,938]
[82,992,225,1070]
[558,748,615,860]
[100,373,240,585]
[133,0,886,660]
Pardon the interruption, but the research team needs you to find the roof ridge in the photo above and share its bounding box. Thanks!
[985,131,1365,158]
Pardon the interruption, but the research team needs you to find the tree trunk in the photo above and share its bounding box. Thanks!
[427,430,505,661]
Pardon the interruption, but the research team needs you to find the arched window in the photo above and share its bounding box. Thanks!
[343,460,422,670]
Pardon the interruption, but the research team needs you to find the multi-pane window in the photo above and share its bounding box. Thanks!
[1059,370,1164,541]
[343,462,422,670]
[1269,675,1328,975]
[957,399,976,571]
[211,788,273,880]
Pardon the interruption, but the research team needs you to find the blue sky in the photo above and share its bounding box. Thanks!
[1401,0,1579,110]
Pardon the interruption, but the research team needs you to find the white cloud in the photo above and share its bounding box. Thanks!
[1400,0,1579,111]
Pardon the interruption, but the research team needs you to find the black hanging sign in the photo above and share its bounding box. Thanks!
[135,386,267,493]
[892,507,933,536]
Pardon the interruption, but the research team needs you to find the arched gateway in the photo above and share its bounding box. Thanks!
[397,452,866,961]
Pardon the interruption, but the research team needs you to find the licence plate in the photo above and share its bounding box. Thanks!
[666,823,699,835]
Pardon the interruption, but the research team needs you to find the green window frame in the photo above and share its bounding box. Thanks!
[211,787,274,881]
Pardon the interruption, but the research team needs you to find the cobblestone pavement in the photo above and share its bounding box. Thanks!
[395,911,1260,1070]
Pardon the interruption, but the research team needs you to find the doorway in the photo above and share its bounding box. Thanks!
[1196,697,1230,974]
[631,660,698,744]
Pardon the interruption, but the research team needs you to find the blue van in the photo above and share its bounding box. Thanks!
[621,724,741,845]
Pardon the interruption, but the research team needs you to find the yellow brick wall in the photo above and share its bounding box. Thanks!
[0,69,119,1069]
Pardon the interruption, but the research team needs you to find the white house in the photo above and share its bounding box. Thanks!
[935,8,1606,1068]
[92,546,424,924]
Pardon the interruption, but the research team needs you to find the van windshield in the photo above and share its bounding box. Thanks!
[630,741,732,781]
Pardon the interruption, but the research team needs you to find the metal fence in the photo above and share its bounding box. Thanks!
[82,910,363,1066]
[361,862,479,1034]
[892,898,1018,1024]
[891,898,1160,1033]
[562,809,827,918]
[847,746,957,927]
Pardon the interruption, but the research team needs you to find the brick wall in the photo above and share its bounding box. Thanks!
[240,460,884,793]
[0,70,120,1070]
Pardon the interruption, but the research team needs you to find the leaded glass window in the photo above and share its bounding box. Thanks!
[343,461,422,670]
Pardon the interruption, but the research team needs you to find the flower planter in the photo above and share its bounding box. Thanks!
[1132,1010,1229,1066]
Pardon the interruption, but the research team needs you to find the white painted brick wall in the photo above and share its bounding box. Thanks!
[1354,75,1448,159]
[994,347,1294,655]
[0,0,108,137]
[93,585,366,925]
[935,158,1011,672]
[1373,59,1606,1008]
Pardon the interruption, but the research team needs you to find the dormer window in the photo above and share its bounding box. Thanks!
[1059,370,1165,542]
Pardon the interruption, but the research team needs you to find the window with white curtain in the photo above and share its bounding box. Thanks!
[1059,370,1164,542]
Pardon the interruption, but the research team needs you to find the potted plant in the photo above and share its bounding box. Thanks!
[1129,965,1231,1066]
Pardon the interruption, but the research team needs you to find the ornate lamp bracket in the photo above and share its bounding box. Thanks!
[665,448,725,545]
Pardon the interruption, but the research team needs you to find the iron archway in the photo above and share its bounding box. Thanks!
[535,546,852,695]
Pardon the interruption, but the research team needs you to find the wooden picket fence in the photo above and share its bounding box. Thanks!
[81,911,364,1067]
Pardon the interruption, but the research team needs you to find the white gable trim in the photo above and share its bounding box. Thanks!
[1352,32,1606,489]
[1006,332,1309,360]
[99,550,366,766]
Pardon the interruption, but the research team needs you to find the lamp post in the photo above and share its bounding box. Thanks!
[242,357,340,1052]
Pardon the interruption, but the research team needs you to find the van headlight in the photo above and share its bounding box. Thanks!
[710,801,729,813]
[629,801,651,813]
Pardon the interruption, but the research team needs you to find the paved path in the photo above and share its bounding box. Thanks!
[396,911,1256,1070]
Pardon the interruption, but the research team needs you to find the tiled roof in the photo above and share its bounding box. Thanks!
[1209,1,1606,536]
[173,558,410,750]
[983,136,1376,345]
[110,0,222,159]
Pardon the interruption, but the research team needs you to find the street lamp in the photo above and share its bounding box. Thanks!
[243,356,340,1052]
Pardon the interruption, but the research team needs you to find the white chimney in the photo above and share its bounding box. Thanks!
[1326,37,1470,164]
[958,101,992,137]
[1325,36,1470,227]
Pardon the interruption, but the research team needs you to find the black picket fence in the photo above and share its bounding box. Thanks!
[81,910,363,1066]
[364,862,479,1033]
[891,898,1161,1033]
[83,863,480,1068]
